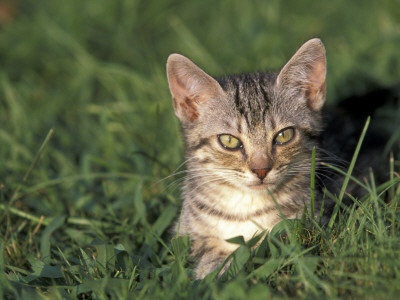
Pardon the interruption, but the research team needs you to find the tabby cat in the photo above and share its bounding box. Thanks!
[166,39,378,279]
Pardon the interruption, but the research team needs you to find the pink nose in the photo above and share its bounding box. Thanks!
[251,168,270,180]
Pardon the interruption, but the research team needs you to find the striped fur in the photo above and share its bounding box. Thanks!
[167,39,327,278]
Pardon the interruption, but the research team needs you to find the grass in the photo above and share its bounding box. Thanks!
[1,0,400,298]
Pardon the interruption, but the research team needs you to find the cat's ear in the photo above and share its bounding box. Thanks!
[276,38,326,111]
[166,54,225,123]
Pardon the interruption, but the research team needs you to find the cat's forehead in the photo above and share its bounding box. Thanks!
[217,72,277,129]
[215,72,313,131]
[195,71,315,138]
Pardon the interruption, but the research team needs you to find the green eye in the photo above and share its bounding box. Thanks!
[218,134,242,150]
[274,128,295,145]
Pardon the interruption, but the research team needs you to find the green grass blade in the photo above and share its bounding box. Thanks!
[328,117,370,228]
[9,129,54,204]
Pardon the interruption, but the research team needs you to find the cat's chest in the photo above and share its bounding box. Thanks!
[183,186,304,244]
[212,215,278,241]
[191,191,285,239]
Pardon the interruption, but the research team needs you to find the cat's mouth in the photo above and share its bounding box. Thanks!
[248,182,270,191]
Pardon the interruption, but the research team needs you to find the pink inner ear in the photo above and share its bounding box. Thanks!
[169,76,201,122]
[167,54,226,123]
[309,58,326,87]
[306,58,326,111]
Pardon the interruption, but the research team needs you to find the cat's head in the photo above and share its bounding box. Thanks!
[166,39,326,194]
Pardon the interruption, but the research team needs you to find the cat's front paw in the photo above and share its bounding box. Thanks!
[194,254,231,279]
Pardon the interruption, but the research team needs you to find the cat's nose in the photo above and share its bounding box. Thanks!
[251,168,271,180]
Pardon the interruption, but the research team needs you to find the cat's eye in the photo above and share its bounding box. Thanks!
[274,128,295,145]
[218,134,242,150]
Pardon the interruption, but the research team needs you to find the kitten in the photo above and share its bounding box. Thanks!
[166,39,372,279]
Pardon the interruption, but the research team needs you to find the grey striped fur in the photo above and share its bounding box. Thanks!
[167,39,327,278]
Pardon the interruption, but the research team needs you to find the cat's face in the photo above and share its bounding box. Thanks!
[167,39,326,194]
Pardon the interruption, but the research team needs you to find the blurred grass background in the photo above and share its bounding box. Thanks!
[0,0,399,298]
